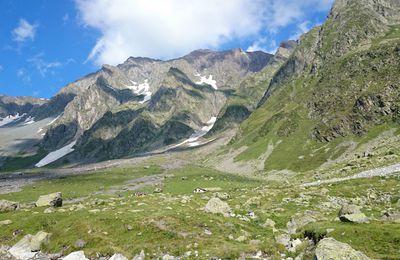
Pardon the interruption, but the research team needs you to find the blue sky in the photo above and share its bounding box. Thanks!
[0,0,334,98]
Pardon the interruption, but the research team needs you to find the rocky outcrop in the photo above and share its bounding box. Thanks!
[314,237,370,260]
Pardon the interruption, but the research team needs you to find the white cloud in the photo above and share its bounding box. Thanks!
[17,68,31,83]
[247,38,278,54]
[12,19,38,43]
[75,0,334,65]
[28,54,62,77]
[28,54,75,77]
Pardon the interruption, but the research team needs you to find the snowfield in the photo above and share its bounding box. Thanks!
[0,114,24,127]
[35,141,77,167]
[126,79,152,103]
[173,116,217,148]
[195,74,218,90]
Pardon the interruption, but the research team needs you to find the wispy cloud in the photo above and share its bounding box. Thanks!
[27,54,75,77]
[12,19,38,43]
[17,68,31,83]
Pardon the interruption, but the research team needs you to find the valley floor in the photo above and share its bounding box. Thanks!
[0,150,399,259]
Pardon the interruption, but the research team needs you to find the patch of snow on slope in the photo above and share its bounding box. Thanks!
[173,116,217,148]
[23,116,35,125]
[0,113,24,127]
[195,74,218,90]
[35,141,76,167]
[46,115,61,126]
[126,79,152,103]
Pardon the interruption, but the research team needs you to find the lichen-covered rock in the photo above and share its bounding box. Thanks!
[287,211,317,234]
[204,198,231,217]
[381,211,400,223]
[0,200,19,212]
[35,192,62,207]
[315,238,370,260]
[8,231,51,260]
[339,204,369,223]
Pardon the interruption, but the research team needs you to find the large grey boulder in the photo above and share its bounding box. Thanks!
[8,231,51,260]
[35,192,62,208]
[0,200,19,212]
[62,251,88,260]
[381,211,400,223]
[339,204,369,223]
[315,238,370,260]
[204,198,231,217]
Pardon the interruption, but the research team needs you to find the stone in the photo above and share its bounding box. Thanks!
[214,192,230,200]
[381,211,400,223]
[339,204,369,223]
[314,238,370,260]
[74,239,87,248]
[36,192,62,208]
[9,231,51,259]
[204,198,231,217]
[262,218,276,228]
[340,213,369,223]
[162,254,176,260]
[287,213,316,234]
[153,188,163,193]
[0,220,12,225]
[109,253,128,260]
[62,251,89,260]
[0,200,19,212]
[132,250,145,260]
[44,207,55,214]
[288,238,302,252]
[275,234,291,248]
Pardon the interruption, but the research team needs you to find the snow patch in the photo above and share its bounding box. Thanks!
[195,74,218,90]
[0,113,24,127]
[173,116,217,148]
[46,115,61,126]
[126,79,152,103]
[23,116,35,125]
[35,141,76,167]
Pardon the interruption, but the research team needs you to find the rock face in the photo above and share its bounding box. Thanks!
[8,231,51,260]
[35,192,62,208]
[315,238,370,260]
[204,198,231,217]
[0,200,19,212]
[339,204,369,223]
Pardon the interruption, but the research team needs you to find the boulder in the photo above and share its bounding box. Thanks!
[204,198,231,217]
[0,220,12,226]
[9,231,51,259]
[0,200,19,212]
[339,204,369,223]
[36,192,62,208]
[132,250,145,260]
[381,211,400,223]
[62,251,88,260]
[315,238,370,260]
[275,234,291,248]
[109,253,128,260]
[287,212,317,234]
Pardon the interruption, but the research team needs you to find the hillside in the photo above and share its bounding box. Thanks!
[228,0,400,176]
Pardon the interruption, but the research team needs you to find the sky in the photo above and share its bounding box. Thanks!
[0,0,334,98]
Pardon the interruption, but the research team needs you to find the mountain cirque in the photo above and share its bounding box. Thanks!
[0,0,400,259]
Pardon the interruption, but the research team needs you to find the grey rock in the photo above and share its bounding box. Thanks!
[9,231,51,260]
[204,198,231,217]
[132,250,145,260]
[0,220,12,225]
[315,237,370,260]
[339,204,369,223]
[109,253,128,260]
[62,251,88,260]
[35,192,62,208]
[0,200,19,212]
[74,239,87,249]
[381,211,400,223]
